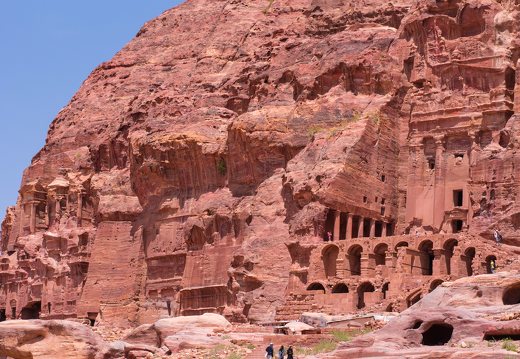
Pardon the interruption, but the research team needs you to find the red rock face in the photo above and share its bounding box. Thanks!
[1,0,520,327]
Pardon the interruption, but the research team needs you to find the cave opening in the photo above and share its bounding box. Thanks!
[421,323,453,346]
[484,333,520,341]
[503,283,520,305]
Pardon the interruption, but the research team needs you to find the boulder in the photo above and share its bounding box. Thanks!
[0,320,108,359]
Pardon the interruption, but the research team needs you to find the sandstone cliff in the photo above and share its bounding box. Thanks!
[1,0,520,328]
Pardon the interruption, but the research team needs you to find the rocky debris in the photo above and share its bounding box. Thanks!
[124,313,232,353]
[283,320,315,334]
[325,272,520,358]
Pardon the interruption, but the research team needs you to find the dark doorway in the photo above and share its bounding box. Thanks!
[352,217,360,239]
[422,323,453,346]
[21,302,41,320]
[375,221,383,237]
[464,247,475,276]
[453,190,463,207]
[332,283,349,294]
[363,218,371,237]
[382,282,389,299]
[357,282,375,309]
[452,220,463,233]
[348,245,362,276]
[166,300,172,316]
[419,240,434,276]
[339,212,347,240]
[0,309,5,322]
[87,312,98,327]
[307,282,326,294]
[324,209,335,241]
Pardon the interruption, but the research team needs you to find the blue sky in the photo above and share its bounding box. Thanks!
[0,1,183,214]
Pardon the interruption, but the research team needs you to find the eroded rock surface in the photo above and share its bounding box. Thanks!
[0,319,108,359]
[1,0,520,330]
[325,272,520,358]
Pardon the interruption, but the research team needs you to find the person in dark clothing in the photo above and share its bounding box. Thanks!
[286,345,294,359]
[278,345,285,359]
[265,343,274,359]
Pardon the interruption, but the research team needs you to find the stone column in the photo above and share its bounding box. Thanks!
[346,213,353,240]
[432,249,443,276]
[385,251,396,271]
[361,253,370,276]
[333,210,340,241]
[30,202,37,234]
[358,216,364,238]
[381,222,387,237]
[433,137,445,230]
[369,219,376,237]
[452,247,462,277]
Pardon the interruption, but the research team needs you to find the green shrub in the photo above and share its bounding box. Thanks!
[502,338,518,352]
[296,339,337,355]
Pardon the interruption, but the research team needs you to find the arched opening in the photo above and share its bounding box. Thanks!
[332,283,349,294]
[418,240,434,276]
[322,245,339,278]
[347,245,363,276]
[374,243,388,266]
[503,282,520,305]
[0,309,5,322]
[357,282,375,309]
[407,289,422,308]
[486,255,497,274]
[464,247,475,276]
[443,239,458,275]
[21,301,41,320]
[410,320,423,330]
[307,282,326,294]
[421,323,453,346]
[429,280,444,293]
[395,241,408,252]
[382,282,389,299]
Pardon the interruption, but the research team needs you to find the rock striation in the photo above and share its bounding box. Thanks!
[1,0,520,330]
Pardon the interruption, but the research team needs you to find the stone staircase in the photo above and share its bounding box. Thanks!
[275,293,320,321]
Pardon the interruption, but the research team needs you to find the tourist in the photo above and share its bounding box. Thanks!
[265,343,274,359]
[287,345,294,359]
[490,259,496,274]
[494,229,503,246]
[326,231,332,241]
[278,345,285,359]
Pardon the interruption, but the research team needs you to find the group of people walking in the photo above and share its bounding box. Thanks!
[265,343,294,359]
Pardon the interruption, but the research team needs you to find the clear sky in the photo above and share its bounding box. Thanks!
[0,1,183,215]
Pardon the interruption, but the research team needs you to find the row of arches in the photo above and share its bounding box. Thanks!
[321,239,496,278]
[306,281,383,309]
